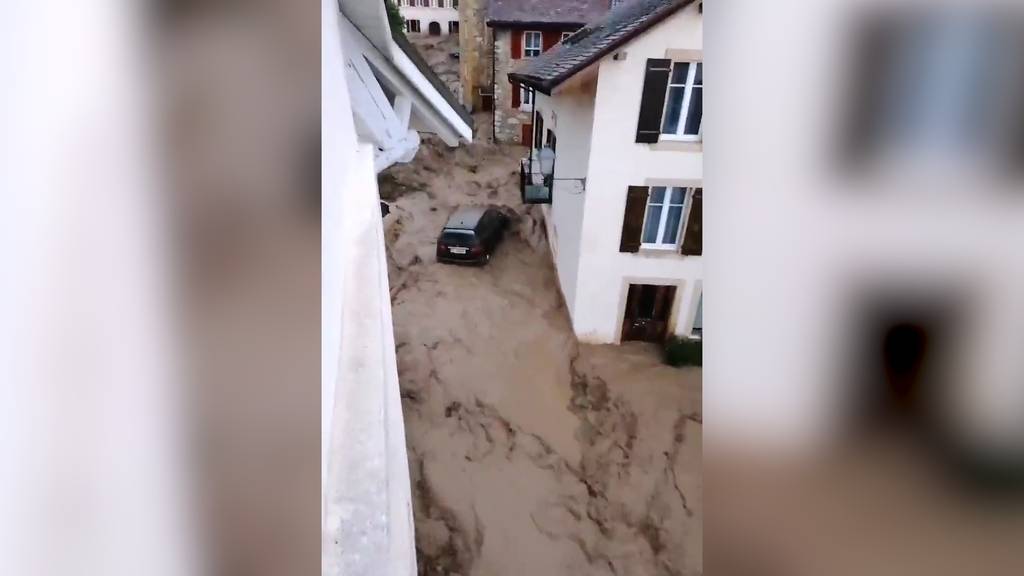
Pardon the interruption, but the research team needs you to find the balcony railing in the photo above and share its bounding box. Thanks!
[519,156,552,204]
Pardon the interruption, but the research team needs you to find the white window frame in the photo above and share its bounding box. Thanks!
[561,32,572,43]
[523,31,542,58]
[660,62,703,142]
[640,186,692,250]
[448,20,459,34]
[520,85,533,110]
[453,0,459,8]
[406,19,421,33]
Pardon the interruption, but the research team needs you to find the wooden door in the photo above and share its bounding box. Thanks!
[520,123,532,145]
[621,284,676,342]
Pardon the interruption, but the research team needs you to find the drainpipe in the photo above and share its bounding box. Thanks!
[491,27,496,142]
[528,87,536,171]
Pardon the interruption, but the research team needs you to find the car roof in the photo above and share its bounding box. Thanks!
[444,206,490,230]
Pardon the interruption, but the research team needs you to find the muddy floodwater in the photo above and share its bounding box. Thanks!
[380,38,702,576]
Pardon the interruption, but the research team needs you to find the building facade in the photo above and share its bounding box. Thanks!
[485,0,611,142]
[511,0,702,344]
[397,0,460,36]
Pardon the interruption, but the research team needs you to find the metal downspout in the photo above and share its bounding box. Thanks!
[529,87,536,169]
[491,27,496,142]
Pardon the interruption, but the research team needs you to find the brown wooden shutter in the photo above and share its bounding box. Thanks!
[619,186,649,253]
[635,58,671,143]
[680,187,702,255]
[512,81,520,107]
[511,30,522,59]
[542,30,560,51]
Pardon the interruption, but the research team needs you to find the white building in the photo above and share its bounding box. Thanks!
[322,0,472,574]
[397,0,461,36]
[510,0,702,344]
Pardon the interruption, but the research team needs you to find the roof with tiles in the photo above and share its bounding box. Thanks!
[486,0,612,27]
[508,0,694,94]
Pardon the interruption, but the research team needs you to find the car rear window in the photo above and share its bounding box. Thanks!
[441,229,477,246]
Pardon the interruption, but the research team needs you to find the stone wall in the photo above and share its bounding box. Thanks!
[458,0,490,112]
[493,28,533,143]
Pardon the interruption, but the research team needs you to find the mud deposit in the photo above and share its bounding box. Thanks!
[381,76,702,576]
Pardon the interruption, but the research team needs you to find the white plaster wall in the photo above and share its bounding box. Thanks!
[573,7,703,343]
[323,1,417,574]
[535,87,596,312]
[399,5,459,34]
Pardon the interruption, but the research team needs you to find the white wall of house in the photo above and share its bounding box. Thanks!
[399,1,459,35]
[538,6,703,344]
[323,0,417,574]
[535,84,596,313]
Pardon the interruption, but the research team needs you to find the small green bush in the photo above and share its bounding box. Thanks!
[664,336,702,367]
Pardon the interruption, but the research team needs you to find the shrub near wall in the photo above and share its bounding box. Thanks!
[664,336,702,367]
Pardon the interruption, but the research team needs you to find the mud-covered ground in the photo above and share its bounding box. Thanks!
[380,116,703,575]
[385,36,701,576]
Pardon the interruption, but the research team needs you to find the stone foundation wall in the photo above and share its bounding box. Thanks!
[493,28,533,144]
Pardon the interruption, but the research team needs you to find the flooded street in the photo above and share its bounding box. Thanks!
[380,121,702,575]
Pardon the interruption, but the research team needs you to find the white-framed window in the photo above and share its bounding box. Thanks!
[448,20,459,34]
[520,85,533,108]
[454,0,459,7]
[641,186,689,248]
[523,31,542,58]
[406,19,421,33]
[661,62,702,140]
[611,0,625,7]
[561,31,572,43]
[418,0,429,7]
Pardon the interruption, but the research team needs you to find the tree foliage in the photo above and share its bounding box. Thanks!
[385,0,406,37]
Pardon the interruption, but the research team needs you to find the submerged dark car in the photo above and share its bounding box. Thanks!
[436,206,509,265]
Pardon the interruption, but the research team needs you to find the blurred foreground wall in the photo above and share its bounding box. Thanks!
[707,0,1024,574]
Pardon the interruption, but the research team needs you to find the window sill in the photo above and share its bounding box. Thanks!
[650,138,702,152]
[637,245,681,256]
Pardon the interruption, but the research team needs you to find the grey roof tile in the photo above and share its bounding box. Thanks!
[487,0,611,26]
[508,0,693,93]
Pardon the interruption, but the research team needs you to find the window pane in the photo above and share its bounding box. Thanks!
[642,206,663,244]
[683,86,702,135]
[669,187,685,204]
[694,62,702,85]
[671,62,690,84]
[662,205,683,244]
[649,186,666,204]
[661,86,685,133]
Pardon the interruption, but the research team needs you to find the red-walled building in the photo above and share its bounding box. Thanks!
[484,0,623,143]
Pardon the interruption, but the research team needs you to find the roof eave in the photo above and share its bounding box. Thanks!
[508,0,696,99]
[486,19,587,28]
[507,73,558,96]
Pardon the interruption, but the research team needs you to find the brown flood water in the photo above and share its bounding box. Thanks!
[381,37,702,576]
